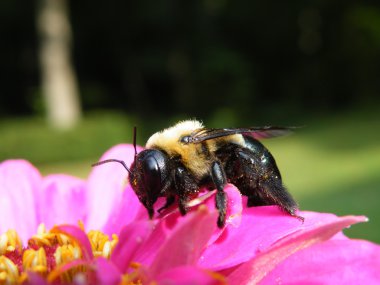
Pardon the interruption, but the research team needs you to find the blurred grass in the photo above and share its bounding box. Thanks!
[0,111,137,168]
[0,110,379,242]
[265,110,380,242]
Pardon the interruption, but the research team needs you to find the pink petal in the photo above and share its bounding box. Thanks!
[199,206,360,270]
[86,144,143,231]
[223,185,243,228]
[201,185,243,246]
[0,160,42,244]
[260,238,380,284]
[132,186,242,267]
[227,215,366,285]
[39,174,87,230]
[157,185,243,245]
[51,225,94,260]
[132,219,168,266]
[27,272,49,285]
[94,257,122,285]
[149,206,218,276]
[111,220,155,273]
[156,266,226,285]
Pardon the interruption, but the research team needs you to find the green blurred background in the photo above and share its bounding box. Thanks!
[1,0,379,242]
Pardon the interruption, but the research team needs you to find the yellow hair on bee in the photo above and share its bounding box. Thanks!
[146,120,204,149]
[146,120,245,179]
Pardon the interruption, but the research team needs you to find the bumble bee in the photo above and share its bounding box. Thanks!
[93,120,302,228]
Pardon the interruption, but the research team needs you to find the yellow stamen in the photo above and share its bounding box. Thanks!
[206,270,228,284]
[49,244,86,284]
[29,223,72,248]
[87,231,118,258]
[120,272,143,285]
[130,262,141,270]
[0,230,22,255]
[0,224,138,284]
[78,220,85,231]
[23,247,48,274]
[0,256,20,284]
[117,262,145,285]
[54,244,82,266]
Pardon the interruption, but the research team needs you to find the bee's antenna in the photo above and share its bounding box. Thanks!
[133,126,137,163]
[92,159,132,176]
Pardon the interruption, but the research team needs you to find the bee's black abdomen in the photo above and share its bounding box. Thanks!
[216,137,299,216]
[243,136,282,180]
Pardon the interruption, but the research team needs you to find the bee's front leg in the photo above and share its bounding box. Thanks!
[173,164,198,216]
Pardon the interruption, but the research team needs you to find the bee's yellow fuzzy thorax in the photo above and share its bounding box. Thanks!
[146,120,204,150]
[146,120,211,178]
[146,120,244,179]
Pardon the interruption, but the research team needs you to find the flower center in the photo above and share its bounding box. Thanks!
[0,223,119,284]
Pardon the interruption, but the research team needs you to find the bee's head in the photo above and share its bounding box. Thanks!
[129,149,170,218]
[92,127,171,218]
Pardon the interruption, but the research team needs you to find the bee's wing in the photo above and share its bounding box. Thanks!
[189,127,294,143]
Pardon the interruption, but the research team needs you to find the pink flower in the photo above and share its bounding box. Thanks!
[1,144,380,284]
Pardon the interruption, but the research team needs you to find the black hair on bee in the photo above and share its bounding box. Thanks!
[92,120,303,228]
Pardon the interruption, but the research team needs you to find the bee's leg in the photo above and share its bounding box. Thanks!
[173,164,198,216]
[211,161,228,228]
[157,196,175,213]
[178,194,190,216]
[157,179,175,213]
[142,199,155,219]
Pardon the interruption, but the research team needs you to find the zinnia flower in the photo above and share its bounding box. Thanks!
[0,144,379,284]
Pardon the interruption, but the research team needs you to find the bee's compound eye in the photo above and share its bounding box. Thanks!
[180,135,191,144]
[136,149,169,197]
[142,156,162,189]
[143,156,160,174]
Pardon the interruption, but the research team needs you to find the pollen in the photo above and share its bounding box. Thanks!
[54,243,82,265]
[0,230,22,255]
[88,230,118,258]
[120,269,144,285]
[23,247,48,274]
[0,255,23,284]
[0,223,120,284]
[29,223,70,248]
